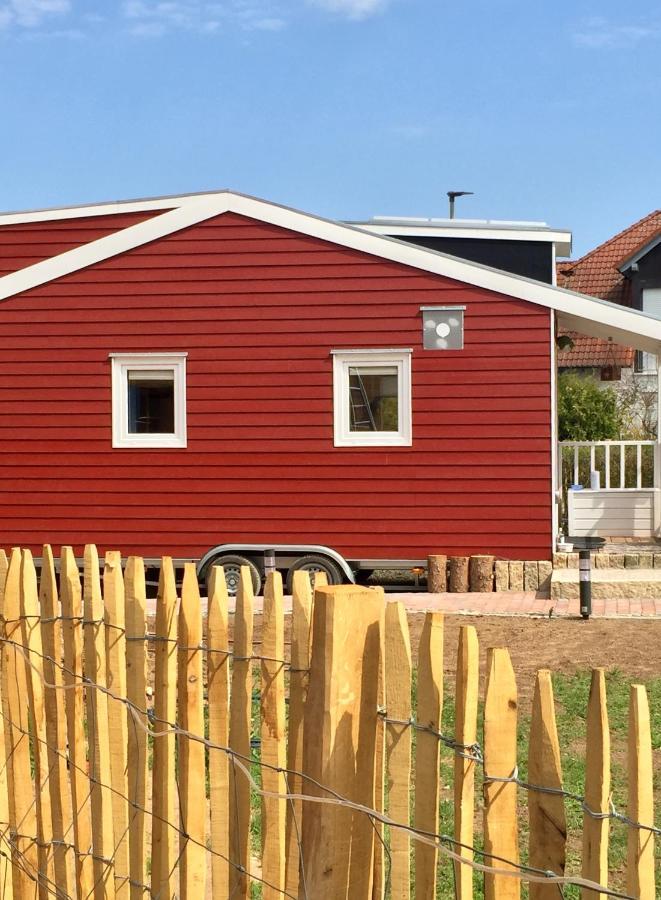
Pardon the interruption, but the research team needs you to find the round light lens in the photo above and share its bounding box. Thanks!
[435,322,451,338]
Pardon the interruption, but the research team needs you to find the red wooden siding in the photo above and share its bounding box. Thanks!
[0,211,552,560]
[0,211,162,276]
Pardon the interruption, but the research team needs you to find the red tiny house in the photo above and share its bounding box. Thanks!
[0,191,657,569]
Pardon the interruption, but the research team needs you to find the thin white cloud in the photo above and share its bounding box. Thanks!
[23,25,84,37]
[571,16,657,49]
[307,0,389,21]
[122,0,286,35]
[391,123,431,140]
[247,15,284,30]
[7,0,70,27]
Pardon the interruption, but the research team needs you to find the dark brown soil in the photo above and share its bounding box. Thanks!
[406,614,661,712]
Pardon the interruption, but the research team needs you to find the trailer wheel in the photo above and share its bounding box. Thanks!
[285,554,345,592]
[206,554,261,597]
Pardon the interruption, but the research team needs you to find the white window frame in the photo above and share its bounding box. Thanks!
[331,349,412,448]
[636,288,661,374]
[110,352,188,449]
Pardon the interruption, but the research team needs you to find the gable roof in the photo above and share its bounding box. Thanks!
[1,190,661,354]
[619,229,661,272]
[557,209,661,303]
[556,210,661,368]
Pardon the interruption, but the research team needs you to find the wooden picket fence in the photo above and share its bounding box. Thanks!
[0,545,656,899]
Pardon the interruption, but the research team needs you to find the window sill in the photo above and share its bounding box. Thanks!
[334,433,412,448]
[112,435,188,449]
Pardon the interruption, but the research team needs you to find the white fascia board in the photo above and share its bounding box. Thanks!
[0,190,227,226]
[0,189,659,354]
[557,310,661,354]
[618,234,661,273]
[355,221,572,253]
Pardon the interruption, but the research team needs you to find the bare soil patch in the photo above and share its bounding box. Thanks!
[406,614,661,713]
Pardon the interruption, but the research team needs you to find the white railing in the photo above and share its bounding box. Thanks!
[558,440,656,490]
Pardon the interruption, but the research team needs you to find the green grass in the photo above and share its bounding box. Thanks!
[379,667,661,898]
[423,669,661,899]
[239,666,660,898]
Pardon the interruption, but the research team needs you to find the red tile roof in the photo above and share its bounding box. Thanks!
[557,209,661,369]
[557,335,636,368]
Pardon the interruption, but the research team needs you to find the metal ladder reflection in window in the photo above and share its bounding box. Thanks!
[349,371,377,431]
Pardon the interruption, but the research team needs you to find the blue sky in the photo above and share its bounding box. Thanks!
[0,0,660,257]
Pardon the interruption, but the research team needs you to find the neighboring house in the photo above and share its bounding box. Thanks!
[557,212,661,426]
[0,190,659,583]
[346,215,571,284]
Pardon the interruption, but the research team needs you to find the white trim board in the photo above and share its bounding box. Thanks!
[0,190,227,226]
[0,190,660,353]
[619,233,661,273]
[349,222,572,256]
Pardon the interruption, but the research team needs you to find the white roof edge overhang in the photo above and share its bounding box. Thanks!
[349,222,572,257]
[0,190,658,354]
[618,233,661,273]
[0,189,230,226]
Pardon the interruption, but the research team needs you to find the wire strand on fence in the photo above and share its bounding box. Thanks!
[0,631,645,900]
[379,711,661,838]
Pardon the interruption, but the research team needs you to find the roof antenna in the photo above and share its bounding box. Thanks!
[447,190,473,219]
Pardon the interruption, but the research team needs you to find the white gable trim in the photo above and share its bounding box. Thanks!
[0,197,232,301]
[0,191,222,226]
[350,222,572,256]
[1,190,660,353]
[618,233,661,273]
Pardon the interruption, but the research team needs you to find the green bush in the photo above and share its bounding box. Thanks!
[557,373,624,441]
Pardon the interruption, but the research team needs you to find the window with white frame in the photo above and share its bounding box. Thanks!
[332,349,412,447]
[635,288,661,374]
[110,353,187,448]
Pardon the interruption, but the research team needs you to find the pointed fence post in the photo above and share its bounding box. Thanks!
[39,545,75,896]
[483,647,520,900]
[3,548,37,899]
[581,668,610,900]
[385,601,412,900]
[83,544,116,899]
[454,624,479,900]
[104,550,130,898]
[285,570,313,898]
[261,571,287,899]
[528,670,566,898]
[349,587,384,900]
[207,566,231,899]
[372,590,387,900]
[150,557,179,900]
[414,612,443,899]
[228,566,254,899]
[21,550,56,896]
[0,549,11,900]
[60,547,95,898]
[124,556,148,900]
[626,684,655,900]
[178,563,206,899]
[301,585,384,900]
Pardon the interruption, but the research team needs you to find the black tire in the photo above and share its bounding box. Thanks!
[206,554,261,597]
[285,554,345,592]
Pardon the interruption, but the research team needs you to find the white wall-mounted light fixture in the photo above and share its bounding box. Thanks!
[420,306,465,350]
